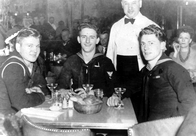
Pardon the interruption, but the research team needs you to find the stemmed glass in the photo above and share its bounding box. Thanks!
[45,76,58,103]
[47,83,58,103]
[82,84,94,94]
[114,87,126,109]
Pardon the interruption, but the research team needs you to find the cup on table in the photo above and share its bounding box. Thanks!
[94,88,104,100]
[53,90,63,107]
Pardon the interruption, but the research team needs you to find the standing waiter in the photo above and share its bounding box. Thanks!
[106,0,158,117]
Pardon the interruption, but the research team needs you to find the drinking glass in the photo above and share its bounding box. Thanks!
[82,84,93,94]
[94,88,104,100]
[53,90,62,107]
[47,83,58,103]
[114,87,126,108]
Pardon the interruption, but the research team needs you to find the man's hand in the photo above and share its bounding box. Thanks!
[107,94,120,107]
[61,54,67,61]
[74,88,87,98]
[25,86,44,95]
[58,88,71,99]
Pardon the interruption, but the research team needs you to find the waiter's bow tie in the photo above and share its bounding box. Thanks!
[124,18,135,24]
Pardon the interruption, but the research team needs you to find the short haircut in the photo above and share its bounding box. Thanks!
[99,28,109,35]
[78,23,99,36]
[139,24,166,42]
[176,26,195,39]
[16,28,41,44]
[49,16,54,19]
[62,28,70,33]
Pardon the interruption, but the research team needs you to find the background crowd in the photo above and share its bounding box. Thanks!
[1,0,196,135]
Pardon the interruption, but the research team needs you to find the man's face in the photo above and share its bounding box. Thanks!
[61,31,70,42]
[100,33,109,47]
[77,28,99,53]
[17,36,40,63]
[178,32,192,48]
[49,17,54,24]
[39,17,45,24]
[33,17,39,25]
[140,34,165,62]
[10,16,15,26]
[121,0,142,19]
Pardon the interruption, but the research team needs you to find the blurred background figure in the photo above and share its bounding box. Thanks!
[71,19,80,38]
[6,14,23,38]
[97,28,109,55]
[81,15,91,24]
[56,20,67,38]
[48,16,56,31]
[31,15,41,32]
[38,15,55,40]
[23,16,33,28]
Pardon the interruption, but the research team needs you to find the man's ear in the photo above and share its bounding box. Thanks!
[189,38,192,44]
[77,36,80,44]
[161,41,166,51]
[96,37,100,44]
[15,43,20,53]
[140,0,142,8]
[121,1,124,8]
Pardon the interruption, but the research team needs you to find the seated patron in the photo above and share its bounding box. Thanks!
[107,25,196,122]
[57,23,116,97]
[97,29,109,55]
[56,20,67,38]
[38,15,55,40]
[0,28,47,115]
[54,29,73,62]
[170,26,196,83]
[31,16,41,32]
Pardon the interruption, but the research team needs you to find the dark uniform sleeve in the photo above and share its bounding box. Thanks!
[167,62,196,115]
[103,58,117,97]
[3,64,45,111]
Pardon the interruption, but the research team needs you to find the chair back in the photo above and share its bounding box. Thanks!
[128,116,184,136]
[21,115,91,136]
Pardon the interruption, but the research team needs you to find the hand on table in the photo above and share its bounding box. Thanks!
[58,88,71,99]
[74,88,87,98]
[61,54,67,61]
[107,94,120,107]
[25,86,44,95]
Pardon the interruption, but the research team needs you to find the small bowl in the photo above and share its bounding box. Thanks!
[49,105,62,111]
[74,101,103,114]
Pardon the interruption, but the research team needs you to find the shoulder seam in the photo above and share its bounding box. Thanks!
[1,62,26,79]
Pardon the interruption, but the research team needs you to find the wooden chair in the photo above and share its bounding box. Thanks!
[21,115,92,136]
[127,116,184,136]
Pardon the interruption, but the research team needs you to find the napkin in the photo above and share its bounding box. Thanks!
[21,107,63,120]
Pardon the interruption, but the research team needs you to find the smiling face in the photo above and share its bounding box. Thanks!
[121,0,142,19]
[77,28,99,53]
[16,36,40,65]
[178,32,192,48]
[140,34,165,62]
